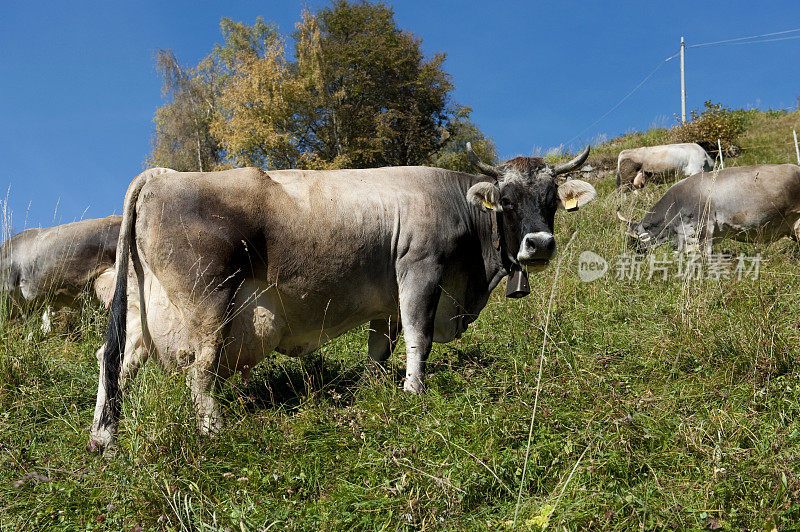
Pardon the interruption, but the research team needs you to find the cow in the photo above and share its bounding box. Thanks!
[617,143,714,189]
[0,168,176,333]
[617,164,800,254]
[89,147,597,451]
[1,215,122,332]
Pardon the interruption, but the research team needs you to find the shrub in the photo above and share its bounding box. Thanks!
[669,100,751,155]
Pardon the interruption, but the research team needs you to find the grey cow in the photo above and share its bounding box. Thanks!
[618,164,800,254]
[0,168,176,332]
[90,146,597,450]
[0,215,122,331]
[617,143,714,189]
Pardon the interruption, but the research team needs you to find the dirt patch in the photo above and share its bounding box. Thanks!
[560,155,618,182]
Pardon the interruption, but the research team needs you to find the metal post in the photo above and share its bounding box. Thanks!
[718,139,724,169]
[680,37,686,124]
[794,129,800,165]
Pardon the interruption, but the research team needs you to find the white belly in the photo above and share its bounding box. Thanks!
[134,274,387,376]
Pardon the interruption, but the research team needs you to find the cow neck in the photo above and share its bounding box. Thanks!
[492,211,515,272]
[492,210,531,298]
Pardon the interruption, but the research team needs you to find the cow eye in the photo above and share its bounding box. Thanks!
[500,198,514,210]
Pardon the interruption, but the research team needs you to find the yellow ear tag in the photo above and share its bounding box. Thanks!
[482,199,495,211]
[564,196,578,211]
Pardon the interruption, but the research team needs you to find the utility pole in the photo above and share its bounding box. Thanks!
[680,36,686,124]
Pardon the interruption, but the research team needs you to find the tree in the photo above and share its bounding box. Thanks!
[147,50,220,171]
[429,104,497,172]
[208,18,302,169]
[292,1,453,168]
[148,2,497,172]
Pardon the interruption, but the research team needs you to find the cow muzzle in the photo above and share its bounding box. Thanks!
[517,232,556,270]
[627,230,652,252]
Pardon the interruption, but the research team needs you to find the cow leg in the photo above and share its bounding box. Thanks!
[28,305,53,341]
[367,316,401,362]
[675,225,689,253]
[187,346,224,436]
[41,306,52,334]
[398,267,442,393]
[89,335,143,450]
[92,343,147,391]
[89,330,146,449]
[89,345,115,450]
[699,222,714,256]
[118,311,148,391]
[791,219,800,244]
[183,307,231,436]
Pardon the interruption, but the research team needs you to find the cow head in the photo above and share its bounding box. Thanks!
[0,243,23,319]
[616,210,664,252]
[466,143,596,271]
[0,243,14,294]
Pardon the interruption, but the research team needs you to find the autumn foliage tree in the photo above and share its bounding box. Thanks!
[146,50,220,172]
[148,1,496,171]
[290,2,453,168]
[429,104,496,174]
[207,17,302,169]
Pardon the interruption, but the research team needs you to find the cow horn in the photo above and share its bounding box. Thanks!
[553,145,590,175]
[466,142,502,179]
[616,209,632,224]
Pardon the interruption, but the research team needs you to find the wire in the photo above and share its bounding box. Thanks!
[699,34,800,47]
[688,27,800,48]
[563,28,800,148]
[564,56,673,146]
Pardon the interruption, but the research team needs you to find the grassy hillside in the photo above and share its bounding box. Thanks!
[2,110,800,530]
[567,107,800,179]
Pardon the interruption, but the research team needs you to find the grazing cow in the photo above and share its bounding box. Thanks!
[617,164,800,254]
[89,147,597,450]
[0,168,176,333]
[617,143,714,189]
[0,215,122,331]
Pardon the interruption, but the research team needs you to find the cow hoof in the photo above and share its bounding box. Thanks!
[86,438,115,456]
[197,415,223,437]
[403,376,426,394]
[87,427,115,454]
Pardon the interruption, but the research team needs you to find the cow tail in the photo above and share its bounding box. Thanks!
[616,157,621,189]
[98,173,148,429]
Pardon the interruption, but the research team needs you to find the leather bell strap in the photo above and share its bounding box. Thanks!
[491,211,530,298]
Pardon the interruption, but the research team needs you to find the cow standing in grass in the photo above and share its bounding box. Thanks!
[617,164,800,253]
[0,216,122,332]
[617,143,714,189]
[90,147,597,451]
[0,168,176,333]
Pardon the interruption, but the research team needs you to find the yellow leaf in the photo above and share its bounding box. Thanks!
[525,503,554,529]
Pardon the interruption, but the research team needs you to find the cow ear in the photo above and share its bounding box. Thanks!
[557,179,596,211]
[467,182,503,212]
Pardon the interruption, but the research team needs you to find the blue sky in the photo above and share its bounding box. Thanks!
[2,1,799,230]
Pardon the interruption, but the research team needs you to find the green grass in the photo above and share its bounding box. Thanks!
[551,108,800,172]
[735,110,800,166]
[2,111,800,530]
